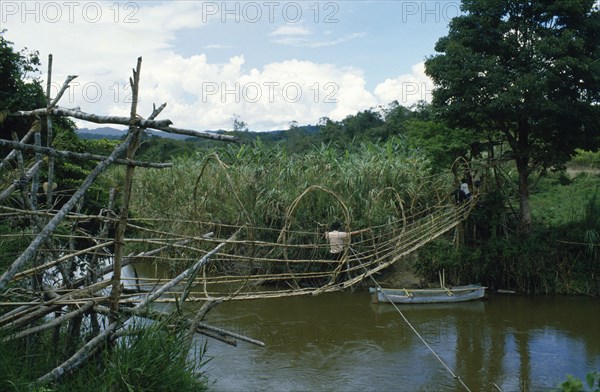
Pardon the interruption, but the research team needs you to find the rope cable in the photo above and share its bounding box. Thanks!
[350,246,473,392]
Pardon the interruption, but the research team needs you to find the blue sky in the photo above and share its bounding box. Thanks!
[2,1,461,131]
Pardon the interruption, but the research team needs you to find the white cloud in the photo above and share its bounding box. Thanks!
[270,28,366,48]
[204,44,233,49]
[133,56,380,131]
[374,62,434,107]
[269,25,312,37]
[2,1,433,132]
[268,22,365,48]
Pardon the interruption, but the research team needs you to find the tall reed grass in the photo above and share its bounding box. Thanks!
[130,138,452,240]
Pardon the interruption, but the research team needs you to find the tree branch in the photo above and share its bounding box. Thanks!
[0,138,173,168]
[12,107,238,142]
[49,75,78,108]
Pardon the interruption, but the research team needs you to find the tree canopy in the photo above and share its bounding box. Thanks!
[425,0,600,229]
[0,29,47,138]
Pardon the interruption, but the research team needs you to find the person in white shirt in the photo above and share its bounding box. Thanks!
[460,178,471,200]
[325,222,368,259]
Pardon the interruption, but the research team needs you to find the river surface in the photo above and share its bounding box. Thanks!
[195,291,599,392]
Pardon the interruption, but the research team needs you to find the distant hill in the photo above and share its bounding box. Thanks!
[77,127,126,140]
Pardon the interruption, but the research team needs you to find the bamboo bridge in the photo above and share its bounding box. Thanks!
[0,56,478,385]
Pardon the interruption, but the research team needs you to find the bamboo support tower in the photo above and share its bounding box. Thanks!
[0,131,137,290]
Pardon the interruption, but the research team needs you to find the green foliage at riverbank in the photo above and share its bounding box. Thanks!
[415,172,600,295]
[0,319,209,392]
[558,371,600,392]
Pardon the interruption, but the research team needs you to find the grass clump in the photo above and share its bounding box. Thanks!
[530,171,600,225]
[0,318,210,392]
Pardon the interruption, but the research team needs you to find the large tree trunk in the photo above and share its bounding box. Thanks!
[516,158,532,231]
[515,121,532,231]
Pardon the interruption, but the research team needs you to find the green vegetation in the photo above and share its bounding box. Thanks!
[415,172,600,295]
[571,149,600,170]
[557,371,600,392]
[131,138,445,234]
[0,319,209,392]
[128,131,600,295]
[530,172,600,225]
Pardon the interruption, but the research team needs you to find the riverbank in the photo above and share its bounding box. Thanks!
[390,171,600,296]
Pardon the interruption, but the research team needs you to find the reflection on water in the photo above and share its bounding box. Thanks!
[194,292,599,392]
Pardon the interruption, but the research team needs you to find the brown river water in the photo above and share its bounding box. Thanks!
[126,265,599,391]
[199,291,599,392]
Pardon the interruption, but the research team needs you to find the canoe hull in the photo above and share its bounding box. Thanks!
[369,284,485,304]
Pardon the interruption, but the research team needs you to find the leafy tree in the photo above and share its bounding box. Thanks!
[319,116,345,144]
[369,101,412,141]
[320,109,385,145]
[0,29,46,140]
[405,120,475,170]
[0,30,113,222]
[283,121,318,153]
[425,0,600,230]
[231,113,249,132]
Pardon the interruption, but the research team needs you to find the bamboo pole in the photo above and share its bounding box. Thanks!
[109,57,143,320]
[196,321,265,347]
[10,242,112,282]
[90,302,265,348]
[2,300,95,342]
[12,107,238,142]
[31,116,42,209]
[185,299,221,350]
[7,129,47,292]
[0,280,111,330]
[0,139,173,168]
[48,75,78,109]
[0,126,36,172]
[45,54,55,208]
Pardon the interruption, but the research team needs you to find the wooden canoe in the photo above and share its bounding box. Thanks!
[369,284,486,304]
